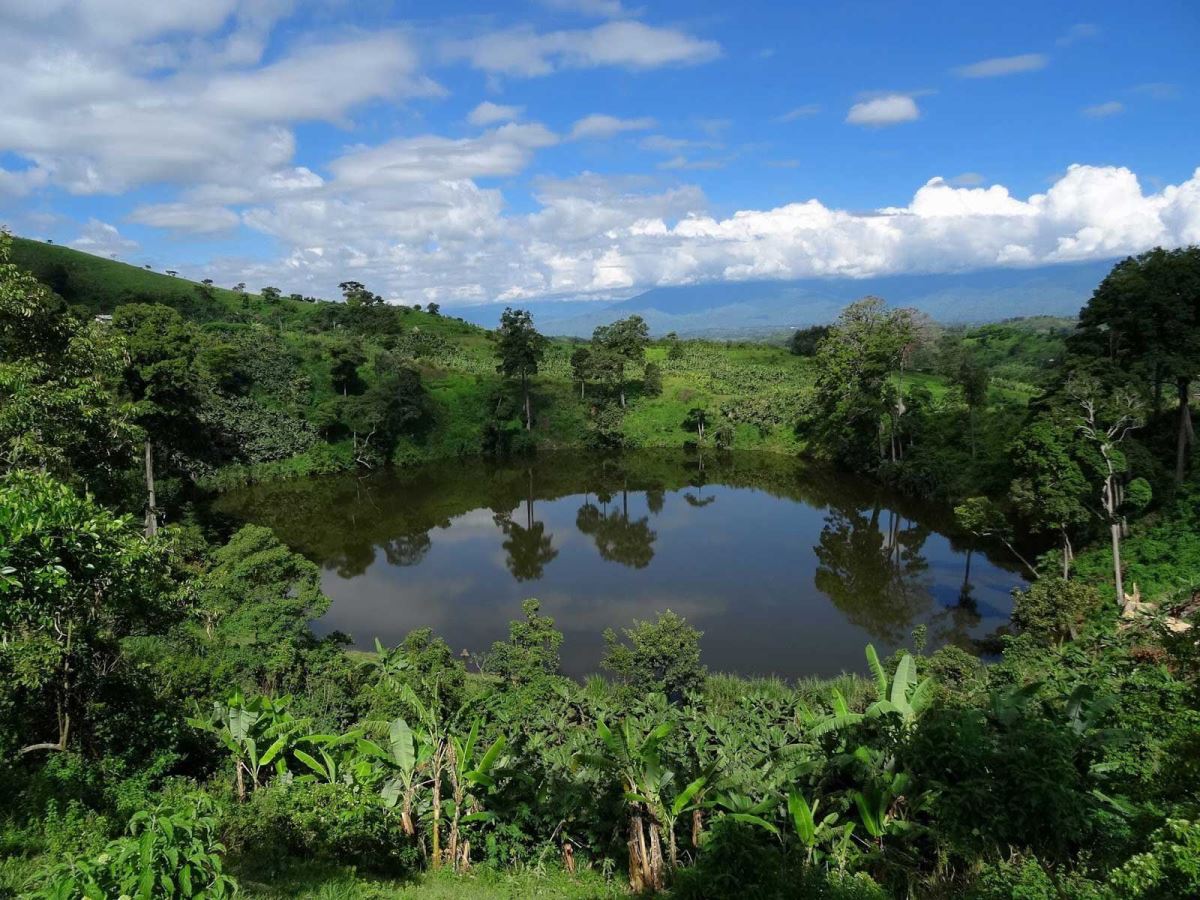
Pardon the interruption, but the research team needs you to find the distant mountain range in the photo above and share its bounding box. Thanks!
[446,261,1114,337]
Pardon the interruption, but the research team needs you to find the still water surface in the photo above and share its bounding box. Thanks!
[213,452,1022,679]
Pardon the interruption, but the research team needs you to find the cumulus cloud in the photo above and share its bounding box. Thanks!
[954,53,1048,78]
[568,114,656,140]
[467,101,523,126]
[69,219,138,257]
[1082,101,1124,118]
[329,123,559,187]
[181,158,1200,306]
[845,94,920,127]
[443,21,720,77]
[0,7,437,196]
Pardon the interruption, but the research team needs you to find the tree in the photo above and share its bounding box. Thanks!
[494,307,547,431]
[806,298,916,468]
[0,233,135,482]
[570,346,592,400]
[1067,375,1147,606]
[329,339,366,396]
[790,324,831,357]
[339,281,382,307]
[342,362,427,465]
[0,471,171,756]
[260,285,282,303]
[953,353,989,458]
[682,407,709,443]
[426,302,441,316]
[232,282,246,292]
[1070,247,1200,483]
[602,610,705,703]
[1008,419,1090,578]
[592,315,649,408]
[112,304,202,536]
[643,362,663,398]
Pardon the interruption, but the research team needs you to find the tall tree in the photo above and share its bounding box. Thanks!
[806,298,916,468]
[570,346,592,400]
[494,307,548,431]
[592,315,649,408]
[1070,247,1200,483]
[0,233,134,483]
[1066,375,1147,606]
[954,353,990,459]
[1008,419,1091,579]
[112,304,202,536]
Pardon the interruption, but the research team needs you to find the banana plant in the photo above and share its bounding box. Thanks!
[445,718,507,871]
[187,692,299,800]
[358,717,433,837]
[787,790,852,867]
[576,711,705,892]
[851,769,912,849]
[293,729,366,784]
[810,646,935,738]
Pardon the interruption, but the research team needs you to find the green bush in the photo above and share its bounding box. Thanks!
[1012,578,1105,644]
[43,795,236,899]
[601,609,705,703]
[222,781,419,877]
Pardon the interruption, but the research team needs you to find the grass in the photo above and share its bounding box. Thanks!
[237,861,626,900]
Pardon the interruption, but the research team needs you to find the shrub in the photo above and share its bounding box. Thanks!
[602,610,705,703]
[1012,578,1104,644]
[222,781,418,877]
[43,795,236,899]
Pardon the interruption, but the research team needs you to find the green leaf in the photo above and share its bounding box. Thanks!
[865,644,888,699]
[671,775,708,818]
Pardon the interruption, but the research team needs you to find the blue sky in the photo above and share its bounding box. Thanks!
[0,0,1197,305]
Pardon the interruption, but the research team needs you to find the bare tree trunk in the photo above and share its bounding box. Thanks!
[523,373,532,431]
[648,820,666,891]
[143,439,157,538]
[1104,473,1124,606]
[1176,377,1193,484]
[691,807,703,849]
[1062,530,1073,580]
[620,387,626,408]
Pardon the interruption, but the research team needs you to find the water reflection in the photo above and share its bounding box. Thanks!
[212,451,1023,678]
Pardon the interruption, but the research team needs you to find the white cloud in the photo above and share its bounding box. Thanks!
[1082,101,1124,118]
[538,0,630,16]
[69,218,138,256]
[774,104,821,123]
[1056,23,1100,47]
[443,21,720,77]
[658,155,726,171]
[954,53,1048,78]
[0,11,437,196]
[845,94,919,127]
[568,114,655,140]
[467,101,523,126]
[138,163,1200,305]
[128,202,241,234]
[329,123,559,187]
[639,134,721,154]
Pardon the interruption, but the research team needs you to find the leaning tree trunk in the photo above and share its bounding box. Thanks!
[143,439,157,538]
[1061,529,1073,580]
[1176,377,1194,484]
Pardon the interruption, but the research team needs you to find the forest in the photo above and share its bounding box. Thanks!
[2,232,1200,899]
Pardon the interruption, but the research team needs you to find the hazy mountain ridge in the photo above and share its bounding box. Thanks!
[447,260,1113,336]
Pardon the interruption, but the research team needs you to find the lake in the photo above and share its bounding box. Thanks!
[212,451,1022,679]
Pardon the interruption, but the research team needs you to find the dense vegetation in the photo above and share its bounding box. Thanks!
[2,232,1199,898]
